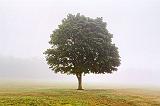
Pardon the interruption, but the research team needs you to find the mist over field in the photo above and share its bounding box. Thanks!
[0,0,160,89]
[0,56,160,89]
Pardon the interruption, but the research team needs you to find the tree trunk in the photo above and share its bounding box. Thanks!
[76,73,83,90]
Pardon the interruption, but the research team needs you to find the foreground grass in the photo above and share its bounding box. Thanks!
[0,88,160,106]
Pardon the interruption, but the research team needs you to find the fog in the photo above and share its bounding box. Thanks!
[0,0,160,87]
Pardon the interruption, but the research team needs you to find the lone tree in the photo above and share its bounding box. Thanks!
[44,13,120,90]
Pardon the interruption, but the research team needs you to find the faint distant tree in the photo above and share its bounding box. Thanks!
[44,13,120,90]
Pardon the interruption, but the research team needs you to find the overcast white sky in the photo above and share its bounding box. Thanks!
[0,0,160,87]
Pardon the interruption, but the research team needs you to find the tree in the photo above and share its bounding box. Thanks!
[44,13,120,90]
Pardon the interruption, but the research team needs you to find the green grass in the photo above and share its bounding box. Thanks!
[0,88,160,106]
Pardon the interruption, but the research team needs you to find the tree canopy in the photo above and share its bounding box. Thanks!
[44,13,120,89]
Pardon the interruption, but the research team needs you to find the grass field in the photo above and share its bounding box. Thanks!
[0,86,160,106]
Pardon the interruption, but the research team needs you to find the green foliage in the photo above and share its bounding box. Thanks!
[44,13,120,75]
